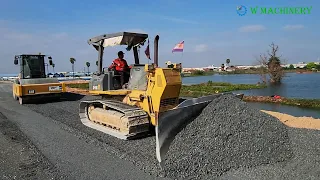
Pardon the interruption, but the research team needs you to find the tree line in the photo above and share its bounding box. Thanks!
[48,57,95,77]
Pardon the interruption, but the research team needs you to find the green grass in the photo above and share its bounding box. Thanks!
[243,96,320,109]
[283,98,320,109]
[180,81,266,97]
[184,71,215,77]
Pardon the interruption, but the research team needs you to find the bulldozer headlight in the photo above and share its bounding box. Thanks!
[145,63,156,71]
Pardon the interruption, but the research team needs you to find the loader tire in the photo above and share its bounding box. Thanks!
[12,92,18,100]
[18,97,26,105]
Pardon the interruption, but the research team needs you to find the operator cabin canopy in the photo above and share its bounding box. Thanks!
[88,32,149,51]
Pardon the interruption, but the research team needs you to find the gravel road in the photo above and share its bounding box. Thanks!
[0,110,64,180]
[0,83,166,180]
[1,83,320,180]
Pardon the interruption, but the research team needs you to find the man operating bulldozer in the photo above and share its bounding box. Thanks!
[108,51,131,87]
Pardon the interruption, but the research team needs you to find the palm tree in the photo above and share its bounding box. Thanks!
[226,59,230,66]
[86,62,90,75]
[46,57,53,76]
[52,63,55,74]
[70,57,76,78]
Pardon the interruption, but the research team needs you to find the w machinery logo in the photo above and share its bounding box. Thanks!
[237,5,312,16]
[237,5,247,16]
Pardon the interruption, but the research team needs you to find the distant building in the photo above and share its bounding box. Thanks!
[282,63,307,68]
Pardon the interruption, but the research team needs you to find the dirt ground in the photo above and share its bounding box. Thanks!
[262,110,320,130]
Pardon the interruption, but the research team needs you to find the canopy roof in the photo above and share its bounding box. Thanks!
[88,32,148,51]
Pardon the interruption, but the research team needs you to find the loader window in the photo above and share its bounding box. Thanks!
[27,56,41,67]
[22,56,45,78]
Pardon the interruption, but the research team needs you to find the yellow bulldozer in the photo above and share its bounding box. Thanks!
[12,54,66,104]
[79,32,244,163]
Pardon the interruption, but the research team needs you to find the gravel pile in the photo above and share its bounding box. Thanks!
[162,94,293,179]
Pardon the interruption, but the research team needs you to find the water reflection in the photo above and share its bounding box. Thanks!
[182,73,320,118]
[183,73,320,99]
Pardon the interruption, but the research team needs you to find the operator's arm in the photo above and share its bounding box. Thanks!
[109,60,116,69]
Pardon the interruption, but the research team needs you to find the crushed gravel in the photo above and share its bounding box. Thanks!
[163,94,294,179]
[23,93,320,180]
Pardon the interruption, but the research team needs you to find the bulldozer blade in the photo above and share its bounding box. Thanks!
[155,93,244,164]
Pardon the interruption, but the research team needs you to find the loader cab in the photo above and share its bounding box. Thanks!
[88,32,149,91]
[14,54,52,79]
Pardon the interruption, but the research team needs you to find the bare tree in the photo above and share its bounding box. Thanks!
[267,43,284,84]
[255,54,268,84]
[256,42,285,84]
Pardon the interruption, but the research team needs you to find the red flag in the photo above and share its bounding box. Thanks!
[145,39,151,60]
[172,41,184,53]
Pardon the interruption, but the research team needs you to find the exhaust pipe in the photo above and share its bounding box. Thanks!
[97,40,104,75]
[154,35,159,67]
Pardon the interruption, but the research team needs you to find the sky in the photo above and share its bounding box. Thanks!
[0,0,319,74]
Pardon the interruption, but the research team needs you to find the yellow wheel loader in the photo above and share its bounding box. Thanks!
[79,32,244,163]
[12,54,66,104]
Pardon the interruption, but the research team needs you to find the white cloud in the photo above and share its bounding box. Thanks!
[282,25,304,30]
[194,44,208,52]
[239,25,266,32]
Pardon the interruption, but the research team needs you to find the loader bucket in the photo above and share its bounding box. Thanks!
[155,92,244,164]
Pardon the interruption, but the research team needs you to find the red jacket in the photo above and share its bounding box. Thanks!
[109,58,129,71]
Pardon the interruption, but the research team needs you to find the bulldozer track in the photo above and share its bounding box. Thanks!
[79,99,150,139]
[93,100,149,125]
